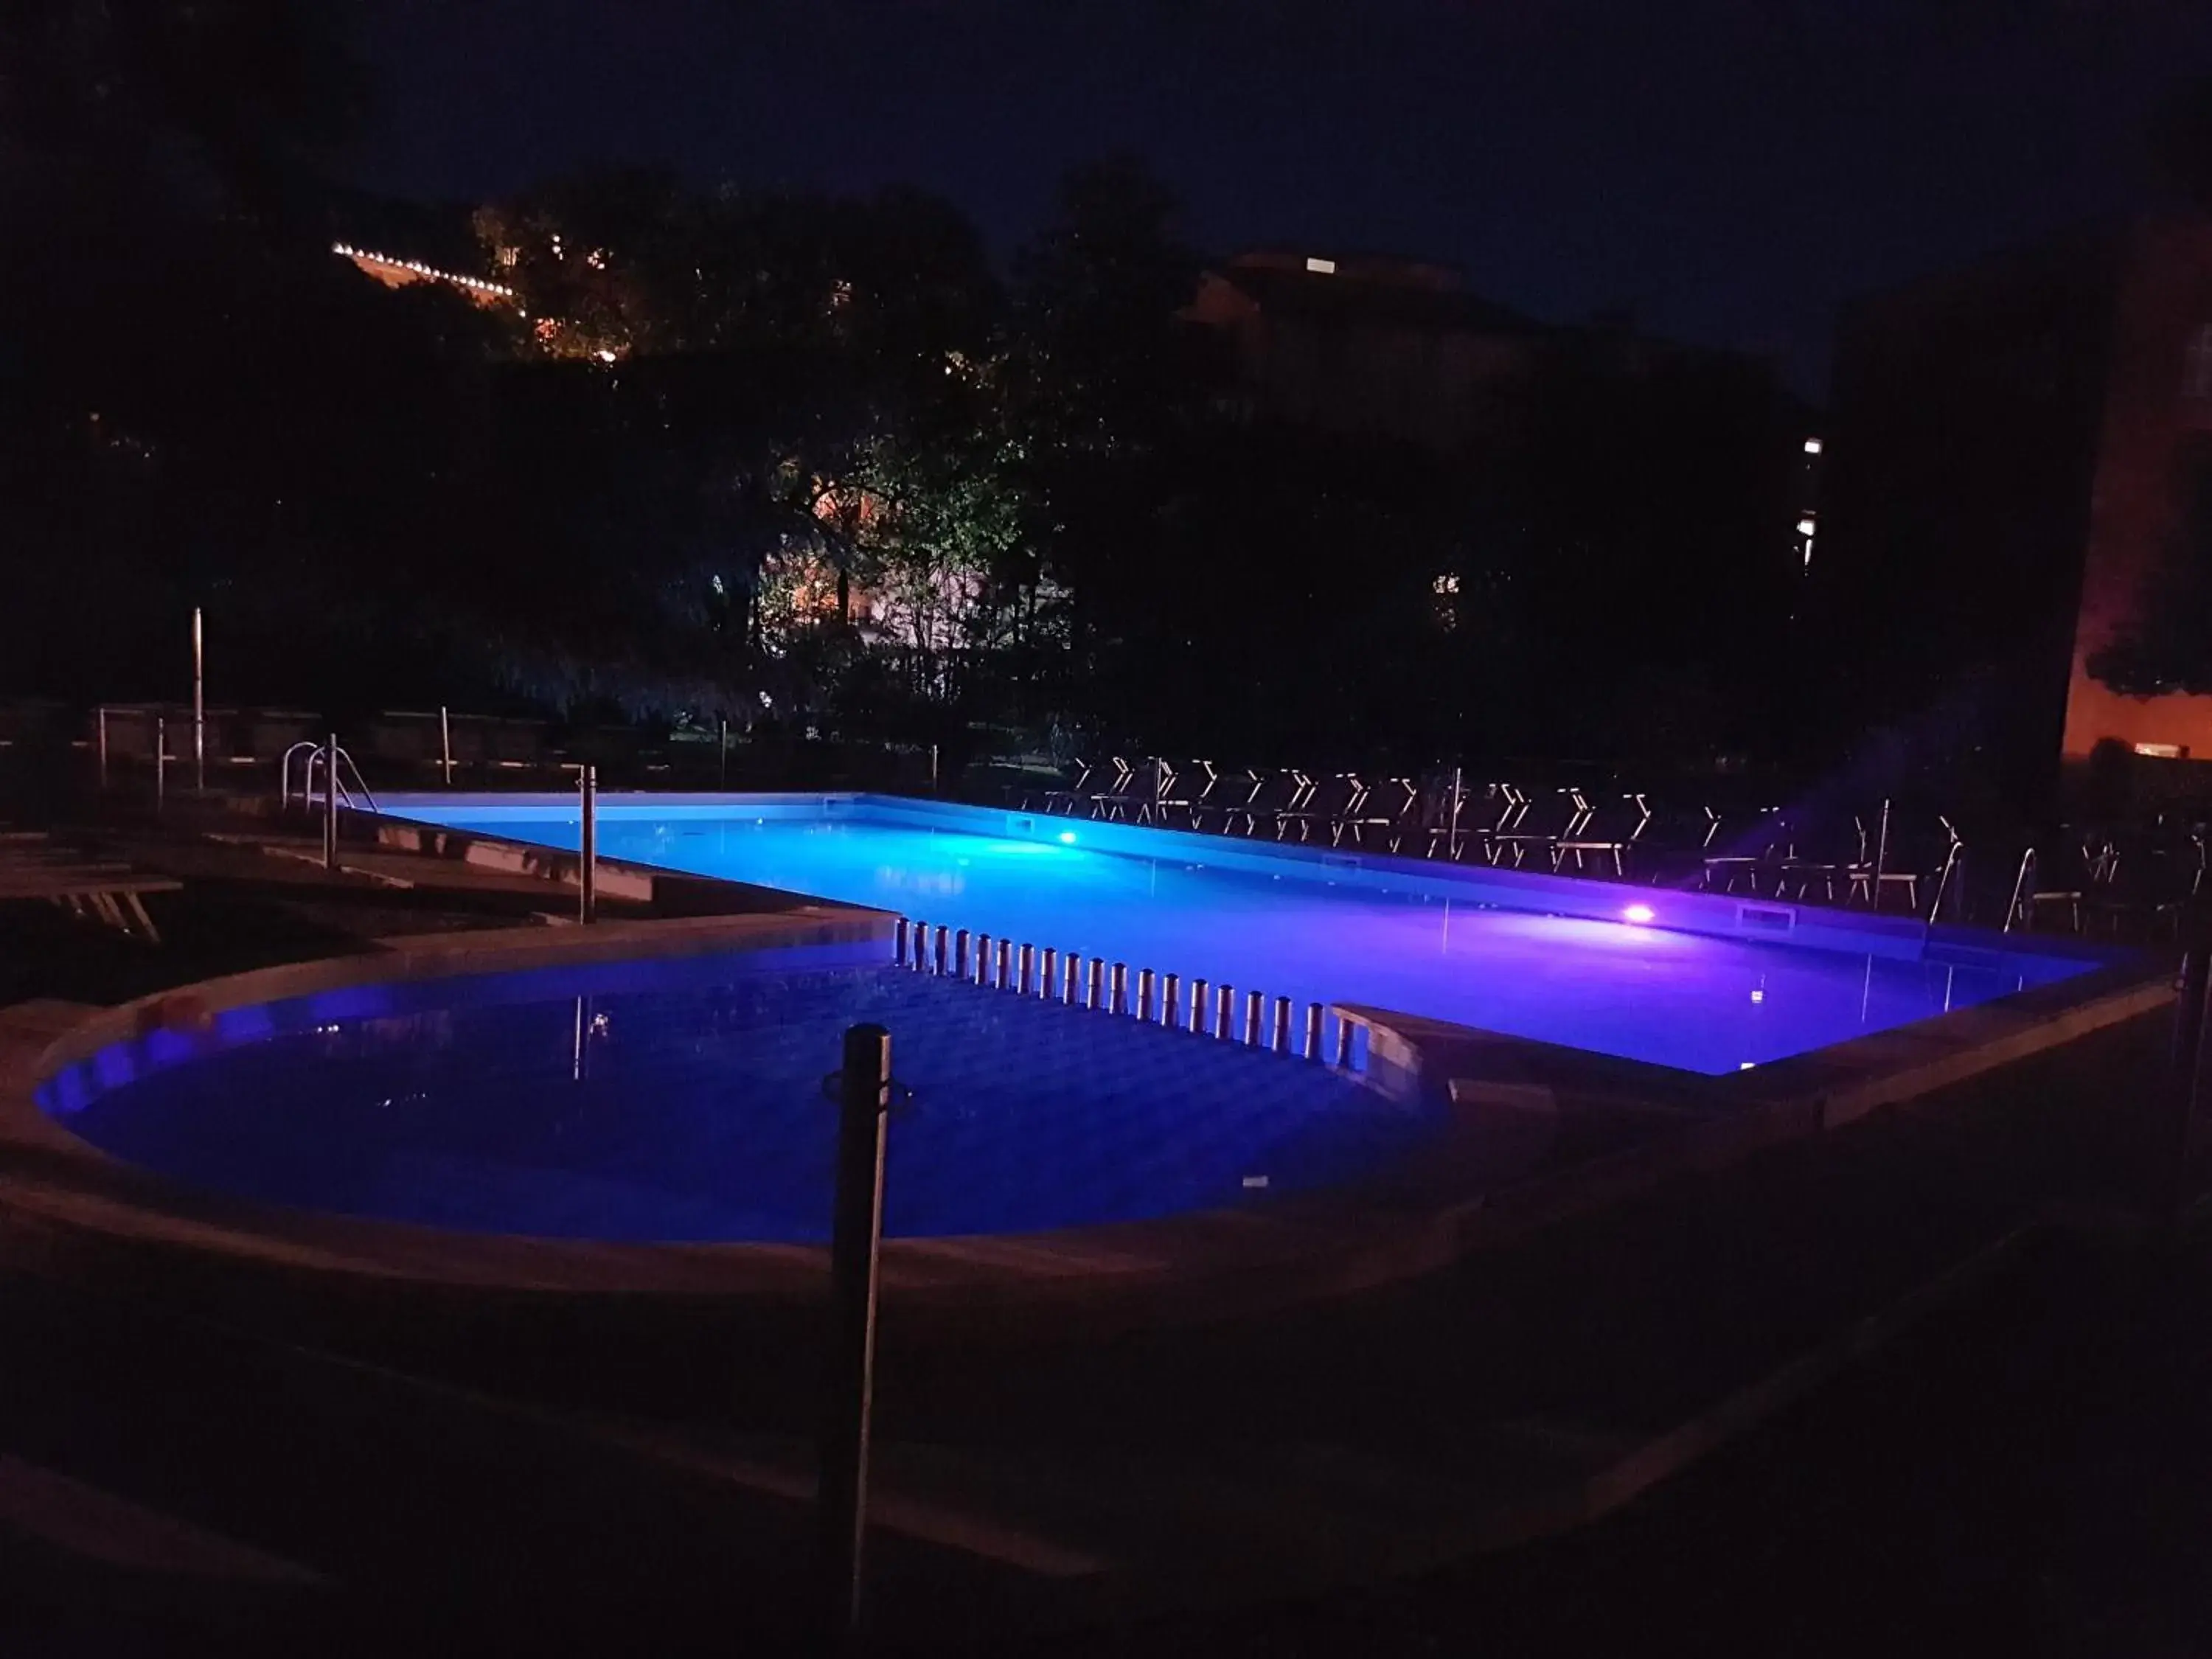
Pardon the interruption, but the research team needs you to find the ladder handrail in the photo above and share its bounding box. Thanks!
[282,741,379,815]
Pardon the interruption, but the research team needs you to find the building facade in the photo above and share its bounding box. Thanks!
[1818,217,2212,798]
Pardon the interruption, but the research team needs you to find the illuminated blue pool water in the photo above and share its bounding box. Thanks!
[382,793,2101,1077]
[41,953,1436,1242]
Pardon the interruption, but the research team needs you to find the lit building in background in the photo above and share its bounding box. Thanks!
[1817,215,2212,794]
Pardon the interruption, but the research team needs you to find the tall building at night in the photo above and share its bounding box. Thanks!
[1817,216,2212,797]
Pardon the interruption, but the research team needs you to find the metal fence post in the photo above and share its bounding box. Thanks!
[578,764,598,924]
[192,606,206,793]
[321,731,338,869]
[819,1023,892,1646]
[440,704,454,786]
[154,717,167,813]
[96,706,108,790]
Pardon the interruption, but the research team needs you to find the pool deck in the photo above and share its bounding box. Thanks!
[0,799,2194,1646]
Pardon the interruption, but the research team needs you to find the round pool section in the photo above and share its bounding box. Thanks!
[35,952,1440,1245]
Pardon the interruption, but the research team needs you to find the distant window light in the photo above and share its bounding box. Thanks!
[1305,256,1337,275]
[1796,518,1818,537]
[2135,742,2188,759]
[2187,325,2212,400]
[1803,437,1823,455]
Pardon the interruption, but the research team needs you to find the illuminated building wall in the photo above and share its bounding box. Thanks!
[1820,218,2212,793]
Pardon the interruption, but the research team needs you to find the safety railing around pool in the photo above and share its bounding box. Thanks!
[891,918,1365,1071]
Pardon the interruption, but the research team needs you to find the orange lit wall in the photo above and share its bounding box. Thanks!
[2059,220,2212,759]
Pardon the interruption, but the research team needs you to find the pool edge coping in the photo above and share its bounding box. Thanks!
[0,900,2177,1330]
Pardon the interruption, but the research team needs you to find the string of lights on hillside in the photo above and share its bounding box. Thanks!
[330,243,515,299]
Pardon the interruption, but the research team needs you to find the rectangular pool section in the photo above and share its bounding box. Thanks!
[377,793,2103,1077]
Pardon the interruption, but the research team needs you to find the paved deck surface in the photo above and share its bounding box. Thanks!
[0,787,2200,1653]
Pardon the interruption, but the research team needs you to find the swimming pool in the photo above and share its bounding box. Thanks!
[377,793,2101,1077]
[36,948,1439,1242]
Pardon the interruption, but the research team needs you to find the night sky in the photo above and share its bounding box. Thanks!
[344,0,2212,395]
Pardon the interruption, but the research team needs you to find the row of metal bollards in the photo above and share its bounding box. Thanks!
[891,918,1357,1067]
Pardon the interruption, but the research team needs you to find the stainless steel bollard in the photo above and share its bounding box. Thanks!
[1272,995,1293,1053]
[578,765,598,924]
[1304,1003,1324,1061]
[1190,979,1209,1034]
[1040,947,1057,998]
[1161,973,1180,1028]
[933,925,949,975]
[995,937,1012,988]
[1018,942,1034,996]
[819,1022,891,1644]
[1090,958,1107,1009]
[1110,962,1128,1015]
[1064,953,1082,1004]
[1216,984,1235,1040]
[975,935,993,984]
[1334,1013,1354,1068]
[1137,968,1156,1023]
[1246,990,1265,1046]
[954,929,970,978]
[896,918,911,965]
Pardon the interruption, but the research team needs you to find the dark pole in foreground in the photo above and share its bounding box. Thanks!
[2160,900,2212,1224]
[578,765,597,925]
[820,1023,892,1646]
[321,731,338,870]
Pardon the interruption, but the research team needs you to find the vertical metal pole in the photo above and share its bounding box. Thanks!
[1137,968,1156,1023]
[953,930,970,978]
[579,765,598,925]
[96,706,108,790]
[1450,765,1464,859]
[1304,1003,1324,1060]
[1245,990,1264,1046]
[819,1022,891,1646]
[1272,996,1293,1053]
[2160,901,2212,1222]
[191,606,205,793]
[1064,953,1082,1004]
[440,704,454,786]
[1217,984,1236,1040]
[932,925,948,975]
[321,731,338,869]
[1190,980,1209,1034]
[1110,962,1128,1015]
[719,717,729,788]
[1333,1013,1354,1068]
[1161,973,1180,1027]
[155,717,167,813]
[1872,797,1891,910]
[895,919,911,966]
[930,743,939,793]
[974,935,992,985]
[995,938,1012,989]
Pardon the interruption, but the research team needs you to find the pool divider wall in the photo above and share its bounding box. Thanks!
[370,790,2132,972]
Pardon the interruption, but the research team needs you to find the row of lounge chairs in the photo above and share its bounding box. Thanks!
[1016,760,2186,932]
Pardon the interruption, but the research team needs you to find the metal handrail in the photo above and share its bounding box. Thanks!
[282,740,380,814]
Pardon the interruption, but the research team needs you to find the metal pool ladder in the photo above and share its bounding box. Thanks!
[280,740,379,814]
